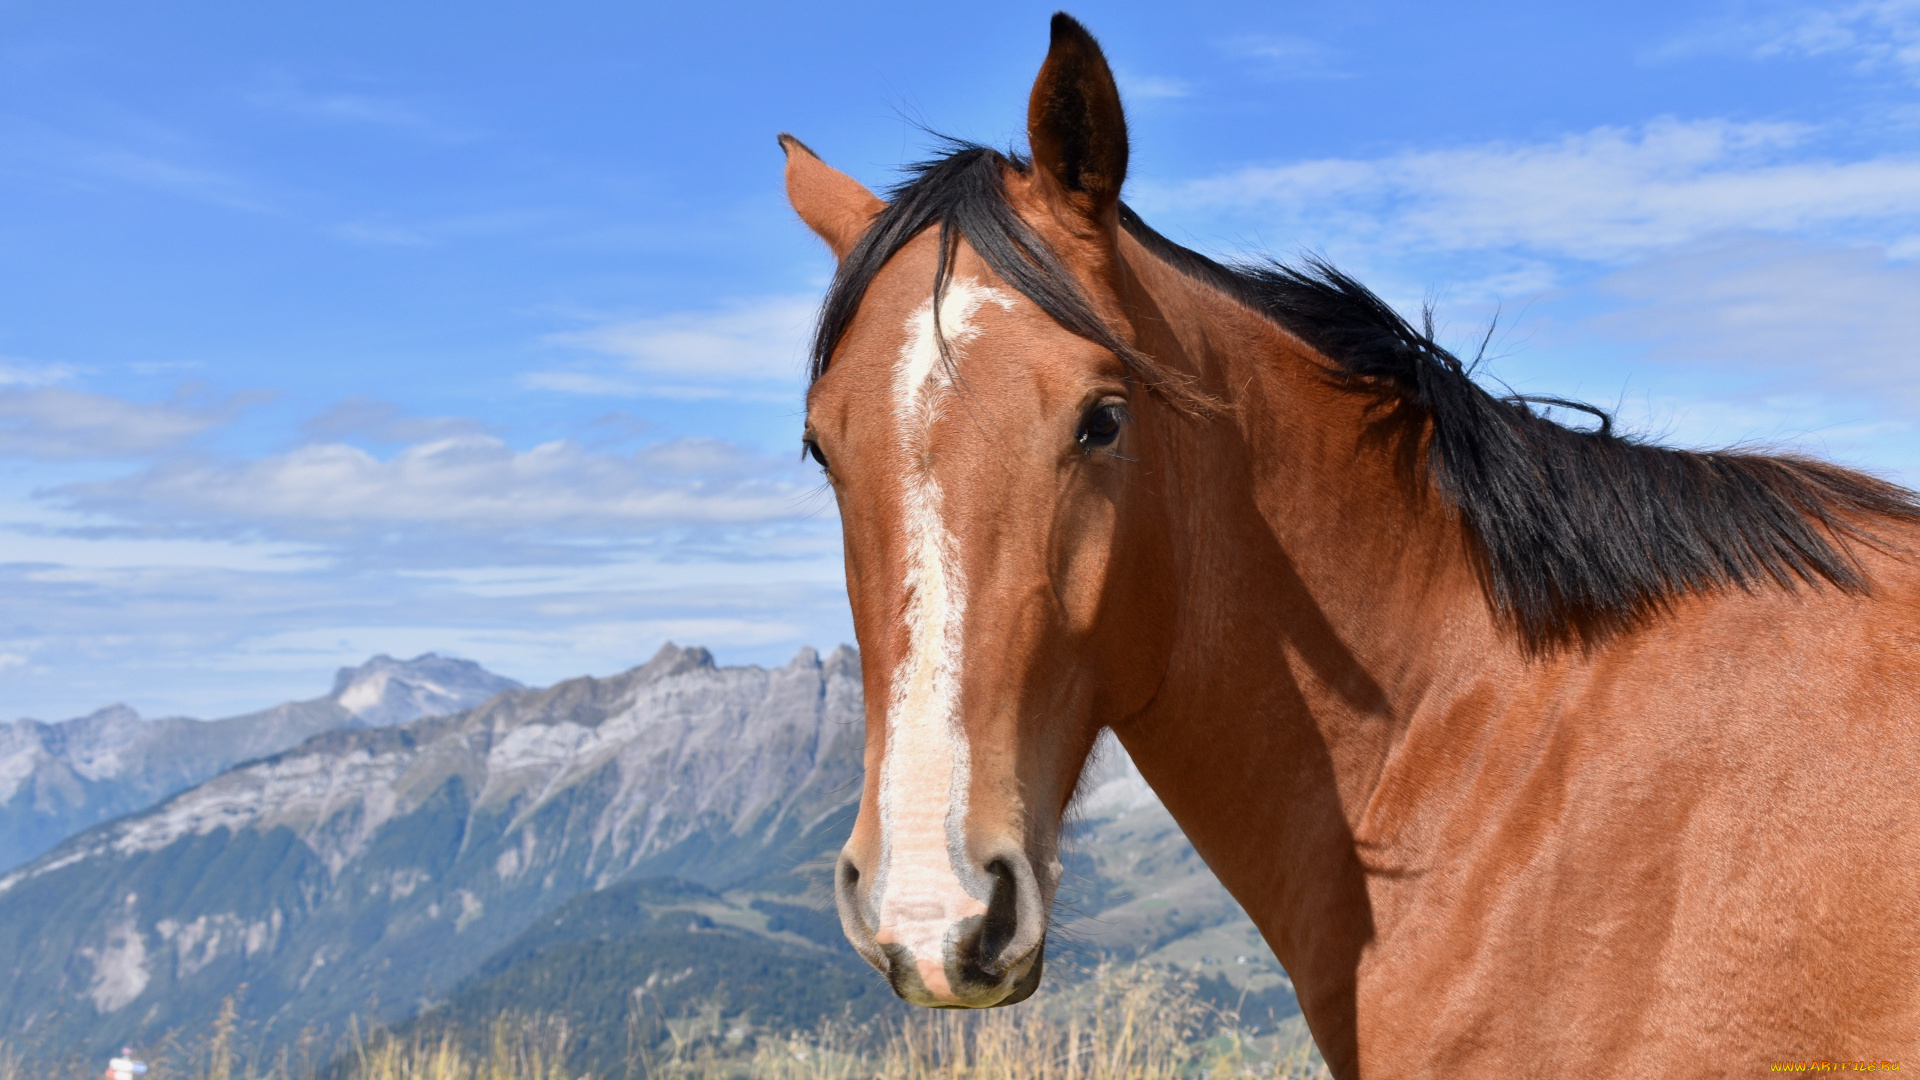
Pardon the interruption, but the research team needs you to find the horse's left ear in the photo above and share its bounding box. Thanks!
[1027,13,1128,221]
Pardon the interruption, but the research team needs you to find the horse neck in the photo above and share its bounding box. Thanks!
[1110,240,1511,1054]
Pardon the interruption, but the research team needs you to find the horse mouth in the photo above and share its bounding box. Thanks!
[879,937,1046,1009]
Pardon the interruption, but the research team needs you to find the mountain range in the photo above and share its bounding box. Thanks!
[0,645,1296,1072]
[0,655,522,872]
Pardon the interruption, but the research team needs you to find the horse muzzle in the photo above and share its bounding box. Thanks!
[836,843,1048,1008]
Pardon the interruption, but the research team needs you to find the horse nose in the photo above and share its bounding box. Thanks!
[837,843,1047,1008]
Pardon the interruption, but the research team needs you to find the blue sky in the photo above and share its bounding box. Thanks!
[3,0,1917,719]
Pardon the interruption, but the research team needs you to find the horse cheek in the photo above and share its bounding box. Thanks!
[1052,492,1118,640]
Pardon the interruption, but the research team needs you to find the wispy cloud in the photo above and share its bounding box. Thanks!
[1116,72,1192,101]
[0,116,271,212]
[1218,34,1348,79]
[2,434,847,713]
[0,549,852,718]
[47,434,823,548]
[0,360,78,387]
[516,372,794,402]
[1141,118,1920,260]
[0,387,234,460]
[1654,0,1920,79]
[526,296,817,399]
[1592,235,1920,404]
[245,72,476,142]
[546,297,815,381]
[519,371,657,397]
[300,398,489,445]
[81,148,269,210]
[329,208,565,250]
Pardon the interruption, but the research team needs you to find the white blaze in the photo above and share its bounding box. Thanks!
[873,280,1011,997]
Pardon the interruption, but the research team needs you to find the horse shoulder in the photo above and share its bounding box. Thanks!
[1352,580,1920,1070]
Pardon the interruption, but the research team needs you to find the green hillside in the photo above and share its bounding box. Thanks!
[385,877,906,1076]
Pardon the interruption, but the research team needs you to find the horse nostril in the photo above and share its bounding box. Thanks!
[835,853,881,959]
[835,854,867,928]
[979,858,1021,966]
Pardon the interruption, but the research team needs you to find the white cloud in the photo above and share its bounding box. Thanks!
[88,149,268,210]
[1584,390,1920,491]
[300,398,489,444]
[1656,0,1920,79]
[1142,118,1920,261]
[516,372,792,402]
[0,360,78,387]
[0,546,854,719]
[1219,34,1348,79]
[48,434,821,543]
[328,208,565,250]
[0,387,231,460]
[0,110,272,212]
[1117,72,1192,101]
[1592,236,1920,404]
[518,371,654,397]
[541,297,816,383]
[0,527,324,574]
[245,72,475,141]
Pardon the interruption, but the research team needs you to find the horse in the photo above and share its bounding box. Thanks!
[781,13,1920,1075]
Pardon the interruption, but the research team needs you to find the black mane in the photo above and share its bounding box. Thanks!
[811,145,1183,396]
[811,145,1920,646]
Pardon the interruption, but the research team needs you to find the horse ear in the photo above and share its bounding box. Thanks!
[780,134,885,259]
[1026,13,1128,219]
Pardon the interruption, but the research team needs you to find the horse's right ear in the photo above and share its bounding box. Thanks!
[781,134,885,260]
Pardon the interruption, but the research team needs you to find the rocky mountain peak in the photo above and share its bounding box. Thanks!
[73,704,144,727]
[42,705,150,780]
[328,654,522,727]
[631,642,716,684]
[822,644,859,680]
[4,653,526,873]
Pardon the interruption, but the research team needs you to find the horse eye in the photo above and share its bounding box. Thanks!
[802,438,830,471]
[1076,403,1128,452]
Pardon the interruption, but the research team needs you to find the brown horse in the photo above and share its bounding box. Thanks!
[783,14,1920,1075]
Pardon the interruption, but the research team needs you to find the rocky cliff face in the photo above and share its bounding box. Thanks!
[0,654,521,872]
[0,644,865,1060]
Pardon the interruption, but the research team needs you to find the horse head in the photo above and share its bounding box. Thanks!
[784,15,1179,1008]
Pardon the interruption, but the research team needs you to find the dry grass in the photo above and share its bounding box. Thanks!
[357,964,1327,1080]
[737,964,1327,1080]
[2,963,1327,1080]
[766,963,1207,1080]
[349,1015,581,1080]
